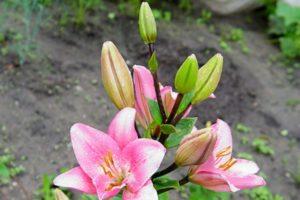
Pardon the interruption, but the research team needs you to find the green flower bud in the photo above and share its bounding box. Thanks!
[192,53,223,104]
[139,2,157,44]
[175,54,198,94]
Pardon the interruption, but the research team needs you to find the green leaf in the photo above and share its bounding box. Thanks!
[148,51,158,73]
[160,124,176,135]
[165,117,197,148]
[158,192,169,200]
[148,99,163,124]
[0,164,10,178]
[276,1,300,26]
[153,176,180,191]
[177,92,194,114]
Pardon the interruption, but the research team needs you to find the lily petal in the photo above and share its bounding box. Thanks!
[108,108,138,149]
[71,123,121,178]
[189,170,239,192]
[53,167,96,194]
[133,65,155,128]
[93,174,123,200]
[229,174,266,190]
[123,181,158,200]
[213,119,233,165]
[227,159,259,176]
[122,139,166,192]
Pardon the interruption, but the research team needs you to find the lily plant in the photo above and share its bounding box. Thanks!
[54,2,266,200]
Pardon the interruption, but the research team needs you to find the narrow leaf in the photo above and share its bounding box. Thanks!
[147,99,163,124]
[165,117,197,148]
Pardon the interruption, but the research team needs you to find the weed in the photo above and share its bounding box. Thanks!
[252,137,275,156]
[0,0,45,65]
[237,152,254,160]
[219,39,231,52]
[35,171,72,199]
[235,123,251,133]
[196,10,212,24]
[0,149,25,186]
[227,28,244,42]
[291,160,300,186]
[152,9,172,22]
[286,99,300,108]
[244,186,284,200]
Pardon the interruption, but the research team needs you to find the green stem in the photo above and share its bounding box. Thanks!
[157,176,189,194]
[152,163,178,179]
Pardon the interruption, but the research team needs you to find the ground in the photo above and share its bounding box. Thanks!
[0,3,299,200]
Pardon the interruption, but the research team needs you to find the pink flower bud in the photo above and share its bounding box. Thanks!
[175,127,217,166]
[101,41,135,109]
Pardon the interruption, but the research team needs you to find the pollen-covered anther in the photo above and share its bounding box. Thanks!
[99,152,126,191]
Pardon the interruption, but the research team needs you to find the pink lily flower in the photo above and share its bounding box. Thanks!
[53,108,166,200]
[133,65,215,129]
[189,119,266,192]
[133,65,192,128]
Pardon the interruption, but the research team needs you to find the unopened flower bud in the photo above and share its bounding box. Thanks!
[191,53,223,104]
[101,41,135,109]
[54,189,69,200]
[175,54,198,94]
[175,127,217,166]
[139,2,157,44]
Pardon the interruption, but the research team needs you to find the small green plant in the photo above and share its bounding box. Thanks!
[237,152,254,160]
[196,10,212,24]
[152,9,172,22]
[0,149,25,186]
[244,186,284,200]
[286,99,300,108]
[291,160,300,186]
[263,1,300,58]
[235,123,251,133]
[252,137,275,156]
[219,39,231,52]
[35,171,72,199]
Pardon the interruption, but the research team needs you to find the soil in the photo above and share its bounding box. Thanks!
[0,2,299,200]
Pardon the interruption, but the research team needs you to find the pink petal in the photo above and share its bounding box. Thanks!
[229,174,266,190]
[108,108,138,149]
[53,167,96,194]
[133,65,155,128]
[122,139,166,192]
[227,159,259,176]
[123,181,158,200]
[71,123,121,178]
[93,174,123,200]
[160,86,172,98]
[189,170,239,192]
[212,119,233,166]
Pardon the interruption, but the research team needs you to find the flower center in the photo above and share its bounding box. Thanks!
[99,152,127,191]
